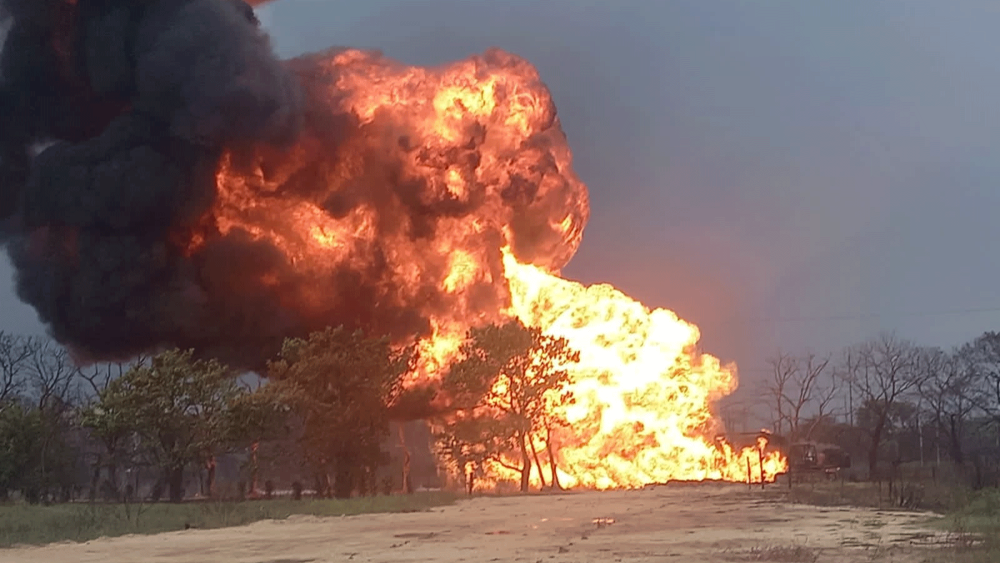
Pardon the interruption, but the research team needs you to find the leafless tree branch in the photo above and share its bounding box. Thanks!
[0,331,35,403]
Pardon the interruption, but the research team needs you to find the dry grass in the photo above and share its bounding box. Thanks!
[778,475,1000,563]
[919,489,1000,563]
[0,492,457,548]
[779,476,970,513]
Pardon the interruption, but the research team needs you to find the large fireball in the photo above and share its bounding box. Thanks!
[195,48,589,375]
[205,48,786,486]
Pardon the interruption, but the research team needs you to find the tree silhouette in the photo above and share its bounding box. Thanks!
[439,320,579,492]
[267,326,415,498]
[82,349,267,502]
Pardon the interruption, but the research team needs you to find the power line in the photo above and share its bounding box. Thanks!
[733,305,1000,324]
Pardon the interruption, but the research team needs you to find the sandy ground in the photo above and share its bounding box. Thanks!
[4,484,951,563]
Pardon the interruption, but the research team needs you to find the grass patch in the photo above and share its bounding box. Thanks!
[780,475,1000,562]
[721,544,819,562]
[781,478,974,513]
[939,488,1000,533]
[785,481,999,563]
[919,489,1000,563]
[0,492,457,548]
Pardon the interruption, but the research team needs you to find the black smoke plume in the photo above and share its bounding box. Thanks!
[0,0,302,365]
[0,0,589,372]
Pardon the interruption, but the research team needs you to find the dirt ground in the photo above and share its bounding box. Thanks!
[4,483,951,563]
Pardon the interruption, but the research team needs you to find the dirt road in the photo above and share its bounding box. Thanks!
[4,484,947,563]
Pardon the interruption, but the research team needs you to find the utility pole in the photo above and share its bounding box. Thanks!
[848,384,854,427]
[936,424,941,465]
[917,411,924,466]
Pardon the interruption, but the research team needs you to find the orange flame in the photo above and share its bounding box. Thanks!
[203,48,787,488]
[499,252,787,487]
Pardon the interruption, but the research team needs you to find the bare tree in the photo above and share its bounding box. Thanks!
[786,353,833,439]
[917,347,980,466]
[764,351,798,435]
[79,355,149,399]
[0,331,35,403]
[763,351,838,441]
[840,333,924,478]
[26,339,79,412]
[78,355,149,499]
[802,362,841,441]
[14,338,84,502]
[961,332,1000,428]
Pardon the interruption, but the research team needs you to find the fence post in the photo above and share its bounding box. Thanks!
[759,448,765,490]
[747,457,752,490]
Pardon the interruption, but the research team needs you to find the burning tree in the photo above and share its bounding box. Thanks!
[267,326,416,498]
[437,320,579,492]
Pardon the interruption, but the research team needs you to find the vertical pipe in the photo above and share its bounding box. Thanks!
[747,457,752,490]
[759,448,765,490]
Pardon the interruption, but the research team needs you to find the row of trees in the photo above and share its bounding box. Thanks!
[0,320,580,503]
[0,332,298,503]
[758,331,1000,483]
[0,335,89,503]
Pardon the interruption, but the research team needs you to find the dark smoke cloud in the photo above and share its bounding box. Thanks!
[0,1,587,373]
[0,0,302,364]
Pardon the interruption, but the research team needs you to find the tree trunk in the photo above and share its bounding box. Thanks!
[529,437,547,489]
[151,474,165,502]
[89,462,100,502]
[948,416,965,465]
[399,424,413,494]
[867,418,887,480]
[249,442,259,496]
[403,449,413,494]
[791,407,803,441]
[205,457,217,498]
[108,461,119,501]
[545,425,563,490]
[776,399,784,436]
[313,473,328,499]
[867,441,879,480]
[90,458,103,502]
[518,432,531,492]
[167,465,185,503]
[333,460,354,499]
[364,465,377,496]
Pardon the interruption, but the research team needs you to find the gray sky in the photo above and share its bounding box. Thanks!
[4,0,1000,389]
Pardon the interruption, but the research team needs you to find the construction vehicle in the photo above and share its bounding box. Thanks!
[788,441,851,477]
